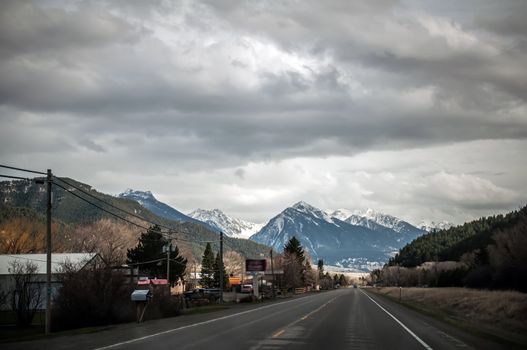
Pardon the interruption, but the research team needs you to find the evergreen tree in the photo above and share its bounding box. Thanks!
[283,237,307,288]
[284,236,305,263]
[338,274,347,286]
[200,243,215,288]
[213,252,228,289]
[167,244,187,286]
[127,225,186,284]
[317,259,324,280]
[320,272,333,289]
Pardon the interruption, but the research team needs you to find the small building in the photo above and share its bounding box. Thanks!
[0,253,104,310]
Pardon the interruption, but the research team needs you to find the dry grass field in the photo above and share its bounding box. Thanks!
[369,287,527,346]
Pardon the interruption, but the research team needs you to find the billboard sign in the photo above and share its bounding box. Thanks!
[245,259,267,272]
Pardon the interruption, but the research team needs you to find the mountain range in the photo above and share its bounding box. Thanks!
[119,191,433,271]
[0,179,445,272]
[118,190,263,239]
[250,202,426,271]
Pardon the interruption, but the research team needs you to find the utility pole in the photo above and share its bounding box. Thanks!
[219,232,224,303]
[166,242,171,286]
[45,169,52,335]
[270,249,276,298]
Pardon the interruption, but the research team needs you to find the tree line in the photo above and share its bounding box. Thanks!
[373,205,527,292]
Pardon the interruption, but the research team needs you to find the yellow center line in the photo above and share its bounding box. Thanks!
[269,294,341,340]
[272,329,285,338]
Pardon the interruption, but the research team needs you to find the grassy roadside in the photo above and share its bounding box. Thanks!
[0,324,114,344]
[367,287,527,348]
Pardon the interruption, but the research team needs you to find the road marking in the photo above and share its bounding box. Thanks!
[93,294,323,350]
[272,330,285,338]
[268,294,340,340]
[359,289,433,350]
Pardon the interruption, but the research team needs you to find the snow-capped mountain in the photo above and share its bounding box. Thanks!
[118,189,212,228]
[188,208,264,239]
[328,208,425,240]
[417,220,454,232]
[327,208,354,221]
[250,201,423,271]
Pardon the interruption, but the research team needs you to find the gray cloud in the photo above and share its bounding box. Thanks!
[0,0,526,224]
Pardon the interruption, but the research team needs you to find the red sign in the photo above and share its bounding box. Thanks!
[246,259,266,272]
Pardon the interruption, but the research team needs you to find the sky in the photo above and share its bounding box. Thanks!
[1,0,526,225]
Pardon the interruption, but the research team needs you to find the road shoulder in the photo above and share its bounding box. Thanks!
[362,288,522,350]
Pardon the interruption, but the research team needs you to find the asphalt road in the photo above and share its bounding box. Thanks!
[5,288,507,350]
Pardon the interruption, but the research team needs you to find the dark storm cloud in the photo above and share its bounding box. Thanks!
[0,0,140,59]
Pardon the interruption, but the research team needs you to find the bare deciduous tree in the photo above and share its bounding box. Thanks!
[8,260,43,327]
[71,219,138,266]
[0,217,66,254]
[282,252,304,289]
[223,251,244,276]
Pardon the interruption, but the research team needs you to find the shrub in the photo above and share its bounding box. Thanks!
[53,265,134,330]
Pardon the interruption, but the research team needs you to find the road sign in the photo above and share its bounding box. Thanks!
[246,259,266,272]
[229,277,241,285]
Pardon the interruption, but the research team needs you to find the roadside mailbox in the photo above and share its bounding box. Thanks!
[131,289,151,301]
[131,289,152,322]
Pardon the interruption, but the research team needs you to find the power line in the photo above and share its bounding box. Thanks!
[53,181,153,232]
[125,257,166,266]
[0,164,46,175]
[53,180,220,244]
[54,176,177,233]
[0,174,31,181]
[0,164,220,245]
[6,254,67,265]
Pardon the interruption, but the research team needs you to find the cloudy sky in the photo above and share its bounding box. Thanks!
[1,0,526,225]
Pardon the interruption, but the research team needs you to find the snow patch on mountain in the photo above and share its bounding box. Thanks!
[326,208,354,221]
[188,208,263,239]
[328,208,426,237]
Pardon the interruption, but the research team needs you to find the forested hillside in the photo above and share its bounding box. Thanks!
[389,206,526,267]
[0,179,271,262]
[380,205,527,292]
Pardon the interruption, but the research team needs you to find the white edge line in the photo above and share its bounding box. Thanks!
[359,289,433,350]
[93,295,315,350]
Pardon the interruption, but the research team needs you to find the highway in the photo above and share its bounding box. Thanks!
[5,288,506,350]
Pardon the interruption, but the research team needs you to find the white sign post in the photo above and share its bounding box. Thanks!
[252,273,259,298]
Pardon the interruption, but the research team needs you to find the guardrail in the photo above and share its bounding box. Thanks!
[294,287,307,294]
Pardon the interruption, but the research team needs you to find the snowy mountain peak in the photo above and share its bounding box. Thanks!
[292,201,316,211]
[292,201,334,223]
[324,207,426,237]
[119,189,207,227]
[120,189,154,200]
[188,208,263,239]
[417,220,454,232]
[357,208,379,218]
